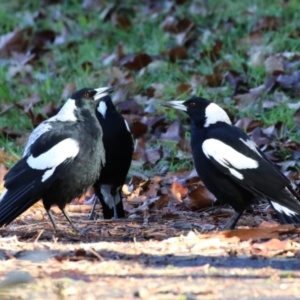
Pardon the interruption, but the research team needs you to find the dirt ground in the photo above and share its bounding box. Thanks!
[0,204,299,300]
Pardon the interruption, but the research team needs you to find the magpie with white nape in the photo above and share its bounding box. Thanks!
[164,97,300,229]
[89,95,134,220]
[0,87,112,231]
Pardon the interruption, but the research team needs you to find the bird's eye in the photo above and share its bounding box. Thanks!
[83,92,89,98]
[188,102,196,107]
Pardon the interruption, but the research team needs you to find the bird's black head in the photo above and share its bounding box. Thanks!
[71,87,114,104]
[164,97,231,128]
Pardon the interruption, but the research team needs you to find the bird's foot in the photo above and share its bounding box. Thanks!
[220,210,244,230]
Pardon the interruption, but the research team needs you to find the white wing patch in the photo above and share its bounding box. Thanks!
[0,189,7,201]
[26,138,79,182]
[202,139,259,180]
[124,119,131,132]
[204,103,232,127]
[23,123,52,156]
[271,201,298,216]
[97,101,107,118]
[239,138,262,157]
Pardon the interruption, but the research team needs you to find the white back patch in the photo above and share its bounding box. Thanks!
[23,123,52,156]
[204,103,231,127]
[239,138,262,157]
[271,201,298,216]
[202,139,259,179]
[97,101,107,118]
[124,119,131,132]
[27,138,79,182]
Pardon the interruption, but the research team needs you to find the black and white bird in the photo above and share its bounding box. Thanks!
[0,87,112,231]
[89,95,134,220]
[164,97,300,229]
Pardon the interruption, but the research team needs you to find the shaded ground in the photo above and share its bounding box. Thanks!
[0,207,300,299]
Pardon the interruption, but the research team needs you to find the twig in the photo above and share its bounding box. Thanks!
[34,230,44,243]
[89,247,105,261]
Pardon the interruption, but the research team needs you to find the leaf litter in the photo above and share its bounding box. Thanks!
[1,0,300,299]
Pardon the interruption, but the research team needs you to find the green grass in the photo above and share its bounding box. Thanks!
[1,0,300,168]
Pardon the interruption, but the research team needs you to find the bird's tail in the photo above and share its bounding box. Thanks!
[270,188,300,224]
[0,188,39,227]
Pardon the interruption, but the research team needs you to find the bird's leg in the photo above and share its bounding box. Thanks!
[112,195,118,219]
[112,188,121,219]
[46,209,59,232]
[61,208,82,232]
[88,194,99,220]
[222,210,244,230]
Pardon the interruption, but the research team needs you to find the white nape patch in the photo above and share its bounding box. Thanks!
[97,101,107,118]
[23,99,78,157]
[0,189,7,201]
[271,201,298,216]
[239,138,262,157]
[202,139,259,179]
[100,185,114,208]
[204,103,231,127]
[166,100,187,111]
[124,119,131,132]
[50,99,77,122]
[27,138,79,182]
[23,123,52,156]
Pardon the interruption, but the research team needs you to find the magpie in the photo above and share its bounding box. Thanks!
[89,95,134,220]
[0,87,112,231]
[164,97,300,229]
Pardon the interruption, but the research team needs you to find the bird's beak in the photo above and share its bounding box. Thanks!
[162,100,187,111]
[94,86,114,101]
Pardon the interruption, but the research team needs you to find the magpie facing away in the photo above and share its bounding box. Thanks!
[164,97,300,229]
[89,95,134,220]
[0,87,111,231]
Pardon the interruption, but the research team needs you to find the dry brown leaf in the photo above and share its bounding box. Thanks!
[111,13,132,30]
[251,238,294,257]
[219,224,296,241]
[185,185,215,210]
[0,28,31,58]
[176,82,192,95]
[168,46,188,62]
[154,194,170,210]
[171,181,188,201]
[119,53,152,71]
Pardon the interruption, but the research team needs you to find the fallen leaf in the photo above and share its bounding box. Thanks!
[251,238,294,257]
[168,46,188,61]
[119,53,152,71]
[171,181,188,201]
[185,185,215,209]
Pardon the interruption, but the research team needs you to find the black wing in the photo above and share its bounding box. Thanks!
[0,131,79,226]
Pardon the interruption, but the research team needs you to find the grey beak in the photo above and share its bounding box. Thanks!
[162,100,187,111]
[94,86,114,101]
